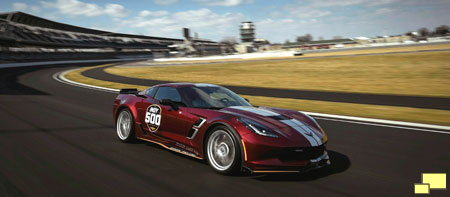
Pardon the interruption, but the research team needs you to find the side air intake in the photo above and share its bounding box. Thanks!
[187,118,206,139]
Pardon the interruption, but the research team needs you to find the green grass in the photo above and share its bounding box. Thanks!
[106,51,450,98]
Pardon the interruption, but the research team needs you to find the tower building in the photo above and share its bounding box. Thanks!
[240,21,255,43]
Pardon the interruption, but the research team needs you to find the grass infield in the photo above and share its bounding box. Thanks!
[107,51,450,98]
[65,64,450,126]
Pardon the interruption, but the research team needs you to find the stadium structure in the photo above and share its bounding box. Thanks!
[282,39,358,50]
[240,21,255,43]
[174,28,223,56]
[235,21,257,53]
[0,12,221,63]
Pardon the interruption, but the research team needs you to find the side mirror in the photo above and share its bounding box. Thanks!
[160,99,179,111]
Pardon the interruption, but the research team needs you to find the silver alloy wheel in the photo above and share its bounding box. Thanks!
[207,130,235,171]
[117,110,131,140]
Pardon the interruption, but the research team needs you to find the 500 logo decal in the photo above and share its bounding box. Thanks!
[145,104,162,132]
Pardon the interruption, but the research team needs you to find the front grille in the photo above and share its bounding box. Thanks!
[277,144,326,161]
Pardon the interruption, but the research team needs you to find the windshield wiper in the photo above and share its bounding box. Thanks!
[207,107,223,110]
[196,107,223,110]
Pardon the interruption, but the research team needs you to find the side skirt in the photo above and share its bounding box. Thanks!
[136,137,203,160]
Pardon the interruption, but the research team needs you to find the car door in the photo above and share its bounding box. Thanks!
[135,87,159,135]
[151,86,191,142]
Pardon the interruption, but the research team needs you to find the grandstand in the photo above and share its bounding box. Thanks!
[0,12,218,63]
[282,39,358,50]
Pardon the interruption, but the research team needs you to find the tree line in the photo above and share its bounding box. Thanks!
[220,24,449,45]
[288,25,449,44]
[413,25,449,37]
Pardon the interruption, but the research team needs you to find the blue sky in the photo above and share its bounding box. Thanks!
[3,0,450,43]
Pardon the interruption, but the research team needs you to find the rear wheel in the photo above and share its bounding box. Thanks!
[116,108,135,142]
[206,126,241,175]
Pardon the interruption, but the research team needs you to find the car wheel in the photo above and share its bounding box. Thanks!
[206,125,241,175]
[116,108,135,142]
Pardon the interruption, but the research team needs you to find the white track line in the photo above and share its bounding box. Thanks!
[54,68,450,134]
[300,111,450,131]
[314,117,450,135]
[53,68,118,93]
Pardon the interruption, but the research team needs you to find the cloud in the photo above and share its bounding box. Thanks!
[374,7,395,15]
[194,0,252,7]
[139,10,169,17]
[40,0,128,17]
[280,18,295,23]
[308,0,367,7]
[284,3,332,19]
[289,9,332,18]
[368,0,402,6]
[255,17,321,42]
[12,2,28,11]
[280,0,403,20]
[119,8,244,39]
[153,0,178,5]
[104,4,128,18]
[280,1,336,20]
[41,0,103,17]
[30,6,41,13]
[12,2,41,13]
[308,0,402,7]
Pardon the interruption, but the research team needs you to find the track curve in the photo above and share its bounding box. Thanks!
[0,64,449,196]
[83,63,450,110]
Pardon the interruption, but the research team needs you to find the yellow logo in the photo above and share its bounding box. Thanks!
[414,173,446,194]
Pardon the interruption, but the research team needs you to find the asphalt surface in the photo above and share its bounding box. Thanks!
[1,64,449,196]
[83,64,450,110]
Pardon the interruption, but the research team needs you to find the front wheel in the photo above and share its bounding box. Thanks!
[206,126,241,175]
[116,108,135,142]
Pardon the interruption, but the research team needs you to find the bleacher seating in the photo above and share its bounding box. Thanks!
[0,11,192,62]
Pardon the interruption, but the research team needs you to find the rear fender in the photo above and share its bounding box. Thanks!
[114,95,140,124]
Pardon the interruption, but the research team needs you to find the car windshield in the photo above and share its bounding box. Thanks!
[179,85,251,109]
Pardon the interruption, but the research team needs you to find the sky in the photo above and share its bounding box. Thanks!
[2,0,450,43]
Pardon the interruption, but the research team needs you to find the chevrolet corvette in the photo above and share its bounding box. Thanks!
[113,83,329,174]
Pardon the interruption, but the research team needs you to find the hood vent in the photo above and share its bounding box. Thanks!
[267,115,288,120]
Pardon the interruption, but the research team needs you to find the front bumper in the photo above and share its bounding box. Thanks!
[249,151,330,173]
[238,119,330,173]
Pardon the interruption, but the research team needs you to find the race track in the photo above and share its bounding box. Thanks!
[84,64,450,110]
[0,64,449,196]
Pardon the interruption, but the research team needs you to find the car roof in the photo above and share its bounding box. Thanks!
[154,83,219,88]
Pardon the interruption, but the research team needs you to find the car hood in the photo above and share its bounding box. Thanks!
[220,106,326,147]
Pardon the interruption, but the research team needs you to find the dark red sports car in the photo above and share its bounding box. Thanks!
[113,83,329,174]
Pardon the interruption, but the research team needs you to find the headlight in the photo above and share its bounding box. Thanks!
[305,114,328,142]
[239,118,279,138]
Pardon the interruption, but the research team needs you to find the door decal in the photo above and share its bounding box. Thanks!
[145,104,162,132]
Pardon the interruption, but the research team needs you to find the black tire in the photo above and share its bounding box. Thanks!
[116,108,135,142]
[205,125,242,175]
